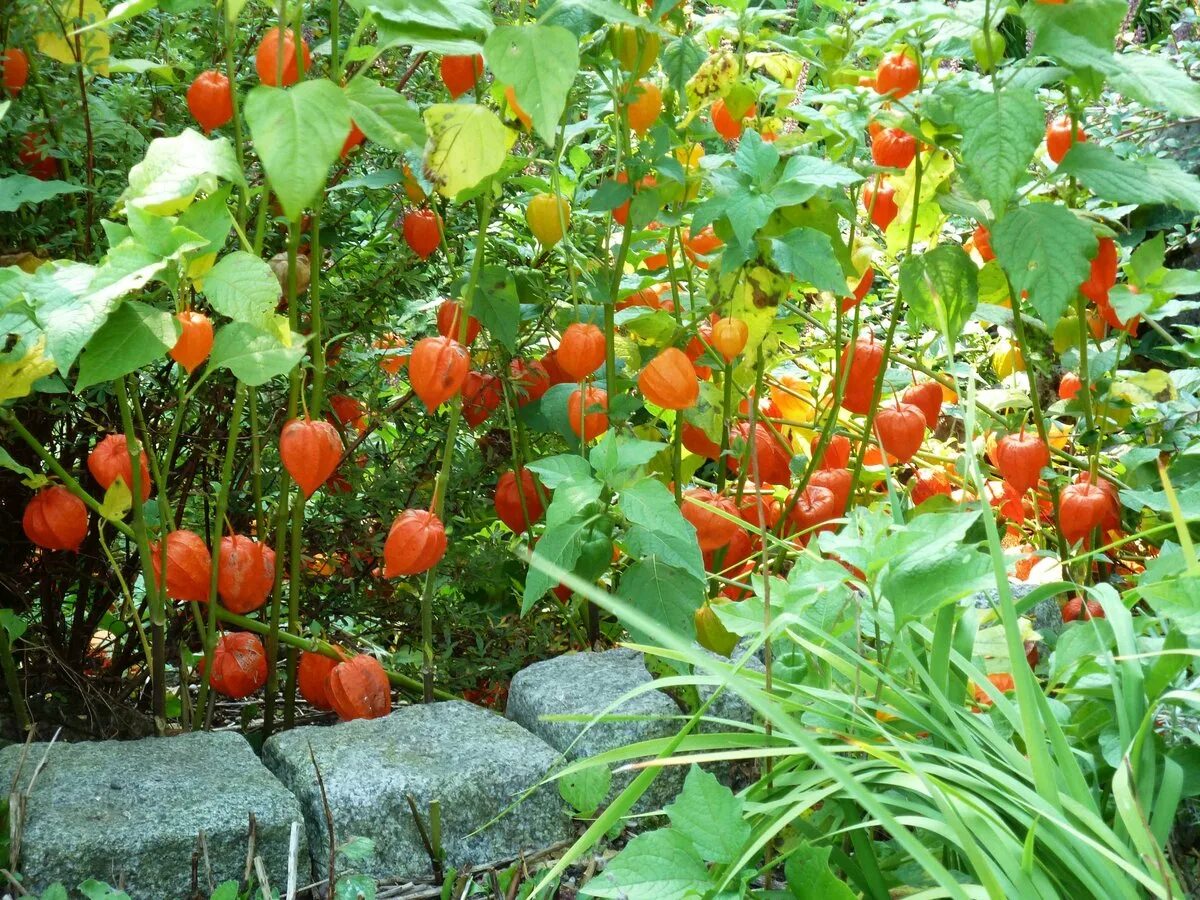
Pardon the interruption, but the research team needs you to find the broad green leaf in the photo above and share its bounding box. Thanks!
[1050,618,1116,683]
[343,78,425,152]
[23,261,114,376]
[661,36,704,96]
[208,882,239,900]
[663,766,750,864]
[954,88,1043,214]
[589,433,666,485]
[245,81,351,220]
[618,479,703,575]
[473,265,521,352]
[1139,546,1200,637]
[1025,0,1124,71]
[992,204,1095,327]
[75,301,179,389]
[201,251,281,326]
[579,828,712,900]
[770,228,845,294]
[1108,52,1200,118]
[485,25,579,145]
[78,879,132,900]
[353,0,493,54]
[1056,143,1200,212]
[899,243,978,347]
[121,130,242,215]
[0,609,29,642]
[0,336,56,402]
[0,176,85,213]
[784,840,857,900]
[773,154,861,204]
[209,320,306,385]
[525,454,592,489]
[106,58,179,80]
[422,104,516,199]
[0,446,38,480]
[558,764,612,816]
[522,512,594,612]
[615,557,704,647]
[881,541,992,629]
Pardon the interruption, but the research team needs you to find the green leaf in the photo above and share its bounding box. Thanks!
[343,78,425,152]
[354,0,493,54]
[773,154,861,205]
[770,228,845,294]
[0,446,37,480]
[0,609,28,642]
[663,766,750,864]
[525,453,593,489]
[244,81,351,220]
[899,243,978,346]
[1050,618,1115,683]
[589,433,666,485]
[784,840,857,900]
[75,301,179,390]
[176,184,234,260]
[618,479,704,575]
[954,88,1043,214]
[208,882,239,900]
[422,104,516,200]
[338,836,376,862]
[1025,0,1125,69]
[661,36,704,96]
[473,265,521,352]
[522,512,594,612]
[78,881,132,900]
[579,828,713,900]
[615,557,704,647]
[120,129,242,215]
[201,251,281,326]
[0,175,85,213]
[333,874,376,900]
[485,25,579,145]
[992,204,1095,327]
[1108,52,1200,118]
[559,764,612,816]
[1139,546,1200,637]
[881,540,993,629]
[1055,143,1200,212]
[209,320,306,386]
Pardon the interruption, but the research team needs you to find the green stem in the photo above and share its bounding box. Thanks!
[0,624,29,735]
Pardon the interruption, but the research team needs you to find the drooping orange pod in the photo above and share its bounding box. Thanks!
[567,386,609,441]
[788,485,839,543]
[340,121,366,158]
[683,225,723,269]
[327,654,392,721]
[494,468,545,533]
[88,434,152,502]
[409,336,470,411]
[681,488,740,551]
[279,418,345,499]
[901,381,943,429]
[1,48,29,95]
[149,529,212,604]
[871,127,916,169]
[1062,596,1105,623]
[18,132,57,180]
[812,433,851,470]
[327,394,367,435]
[874,50,919,99]
[509,357,552,406]
[994,431,1050,494]
[558,322,607,381]
[1058,372,1083,400]
[254,27,311,86]
[439,54,484,98]
[1080,237,1118,305]
[1046,115,1086,163]
[862,179,898,230]
[436,299,482,346]
[809,468,852,516]
[639,347,699,410]
[461,371,504,427]
[298,649,343,710]
[711,98,755,140]
[187,70,234,133]
[873,403,926,464]
[682,422,722,459]
[710,318,749,362]
[626,81,662,135]
[911,468,953,506]
[209,632,269,699]
[23,486,89,552]
[728,421,793,485]
[383,509,447,577]
[838,337,885,415]
[169,311,214,374]
[973,224,996,261]
[217,535,276,614]
[403,208,442,260]
[1058,480,1119,546]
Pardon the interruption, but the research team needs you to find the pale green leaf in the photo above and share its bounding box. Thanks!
[0,175,85,213]
[343,78,425,152]
[992,204,1095,327]
[209,320,306,385]
[120,130,242,215]
[664,766,750,864]
[422,104,516,199]
[75,301,179,390]
[201,251,281,326]
[579,828,712,900]
[485,25,579,145]
[899,243,979,346]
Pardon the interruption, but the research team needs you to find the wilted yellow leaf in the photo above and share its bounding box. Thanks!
[422,104,516,200]
[37,0,110,76]
[0,337,56,403]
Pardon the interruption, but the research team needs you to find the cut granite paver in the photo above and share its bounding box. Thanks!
[262,701,570,881]
[0,731,305,900]
[505,648,690,809]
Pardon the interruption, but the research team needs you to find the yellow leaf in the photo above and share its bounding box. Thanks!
[36,0,110,76]
[422,104,516,200]
[885,148,955,257]
[685,51,739,110]
[100,477,132,521]
[0,337,56,403]
[745,52,803,88]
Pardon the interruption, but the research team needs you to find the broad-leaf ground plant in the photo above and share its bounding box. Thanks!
[2,0,1200,894]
